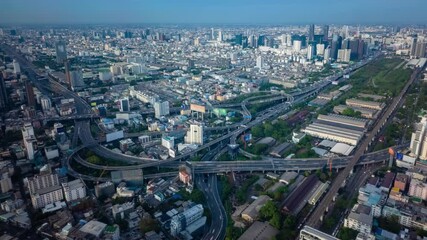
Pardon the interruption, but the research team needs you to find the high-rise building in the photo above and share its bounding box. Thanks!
[357,39,366,60]
[119,98,130,112]
[0,75,8,111]
[0,173,13,193]
[12,60,20,75]
[286,34,292,47]
[324,47,331,63]
[349,39,360,60]
[217,30,223,42]
[293,40,302,52]
[256,56,264,69]
[308,24,315,42]
[70,69,84,91]
[337,49,351,63]
[410,36,418,57]
[322,25,329,42]
[331,35,343,60]
[62,179,86,202]
[307,44,315,60]
[170,204,204,237]
[22,122,36,160]
[341,39,350,50]
[408,179,427,201]
[25,80,35,107]
[40,96,52,112]
[211,28,215,41]
[185,122,204,145]
[28,172,64,209]
[316,43,325,56]
[154,101,170,119]
[414,41,426,58]
[410,116,427,160]
[55,41,67,64]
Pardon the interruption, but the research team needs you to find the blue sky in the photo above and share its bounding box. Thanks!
[0,0,426,24]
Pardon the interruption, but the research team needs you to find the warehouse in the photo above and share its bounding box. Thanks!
[317,114,368,128]
[302,120,364,145]
[333,105,378,119]
[282,175,320,215]
[346,98,384,110]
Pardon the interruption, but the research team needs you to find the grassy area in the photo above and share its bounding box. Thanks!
[251,119,293,142]
[221,92,268,104]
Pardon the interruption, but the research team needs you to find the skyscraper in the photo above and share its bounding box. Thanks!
[154,101,170,119]
[12,59,20,75]
[324,47,331,63]
[410,116,427,160]
[415,41,426,58]
[0,75,8,111]
[337,49,351,63]
[22,122,36,160]
[70,69,84,91]
[25,80,35,107]
[119,98,130,112]
[322,25,329,42]
[55,41,67,64]
[308,24,315,42]
[256,56,264,69]
[307,44,315,60]
[331,35,343,60]
[185,122,204,145]
[410,36,418,57]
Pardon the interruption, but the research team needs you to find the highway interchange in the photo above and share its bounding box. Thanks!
[2,44,400,239]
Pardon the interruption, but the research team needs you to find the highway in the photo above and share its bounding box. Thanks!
[306,66,422,228]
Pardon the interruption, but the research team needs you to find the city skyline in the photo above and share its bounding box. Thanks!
[1,0,427,25]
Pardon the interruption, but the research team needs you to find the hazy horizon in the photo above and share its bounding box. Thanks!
[1,0,427,25]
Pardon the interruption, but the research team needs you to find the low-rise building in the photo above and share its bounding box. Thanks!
[241,195,271,222]
[344,204,373,234]
[238,221,279,240]
[300,225,339,240]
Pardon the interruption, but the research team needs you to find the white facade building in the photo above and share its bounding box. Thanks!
[154,101,170,119]
[62,179,86,202]
[185,123,204,145]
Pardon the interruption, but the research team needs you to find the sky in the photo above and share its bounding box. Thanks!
[0,0,426,25]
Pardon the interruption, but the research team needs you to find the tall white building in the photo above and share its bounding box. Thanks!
[337,49,351,62]
[0,173,13,193]
[411,116,427,160]
[13,59,21,75]
[185,122,204,145]
[217,30,223,42]
[40,96,52,112]
[324,47,331,63]
[28,173,64,209]
[316,43,325,56]
[62,179,86,202]
[256,56,264,69]
[408,179,427,201]
[22,122,36,160]
[154,101,170,119]
[293,40,302,52]
[162,136,175,149]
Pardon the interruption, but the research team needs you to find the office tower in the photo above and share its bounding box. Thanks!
[40,96,51,112]
[25,80,35,107]
[331,35,343,60]
[322,25,329,41]
[337,49,351,62]
[280,34,287,46]
[341,39,350,49]
[410,116,427,160]
[70,69,84,91]
[308,24,315,42]
[0,75,8,111]
[324,47,331,63]
[62,179,86,202]
[211,28,215,40]
[12,60,20,75]
[307,44,315,60]
[55,41,67,64]
[248,35,257,48]
[119,98,130,112]
[316,43,325,55]
[344,25,350,38]
[170,204,204,237]
[218,30,223,42]
[22,122,36,160]
[293,40,302,52]
[410,37,418,57]
[241,36,248,48]
[349,40,360,60]
[64,60,71,89]
[357,39,365,60]
[28,172,64,209]
[185,122,204,145]
[234,34,243,45]
[415,41,426,58]
[256,56,264,69]
[258,35,266,46]
[154,101,170,119]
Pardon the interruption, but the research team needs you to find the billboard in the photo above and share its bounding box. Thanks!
[396,152,404,160]
[190,103,206,113]
[106,130,124,142]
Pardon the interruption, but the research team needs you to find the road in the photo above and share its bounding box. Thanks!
[306,66,422,228]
